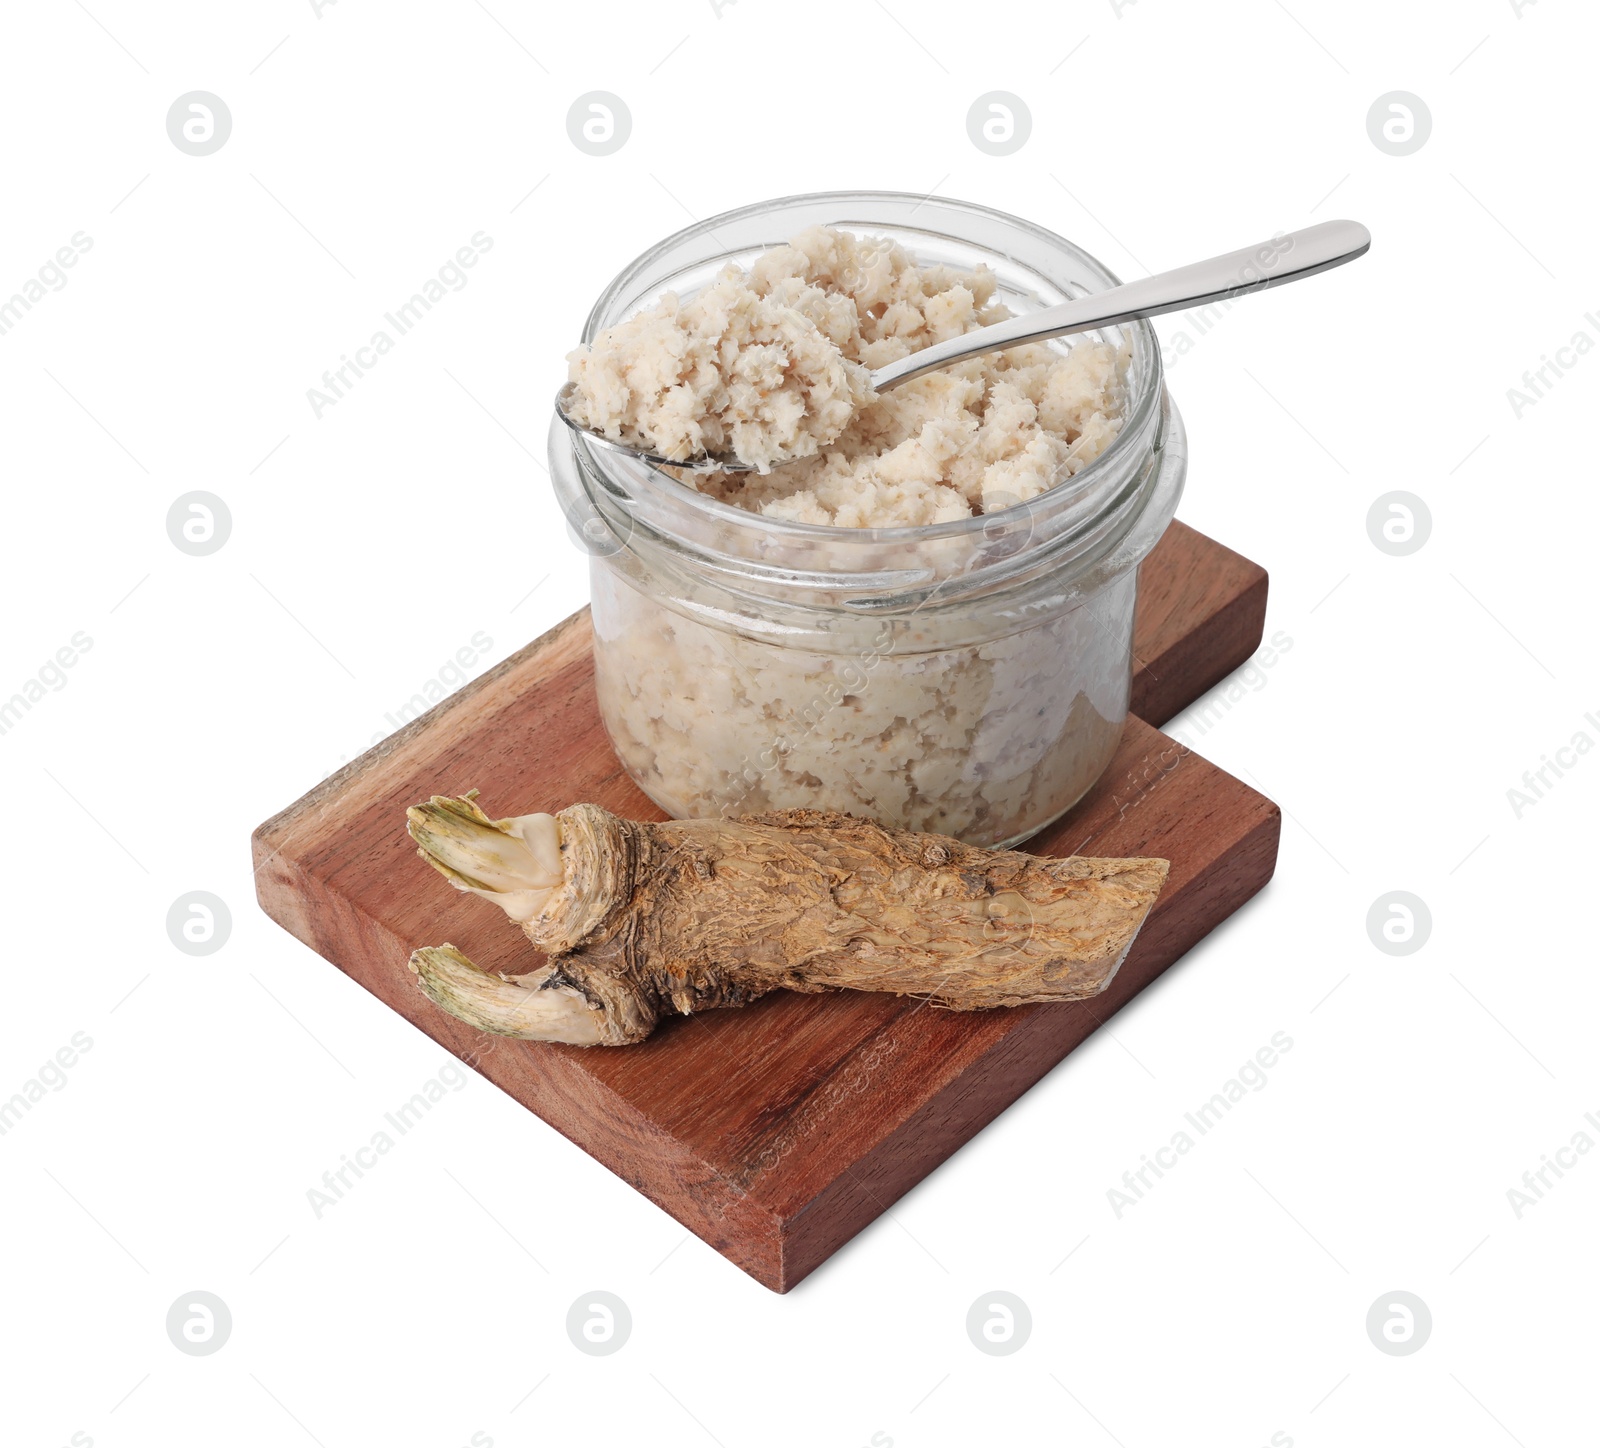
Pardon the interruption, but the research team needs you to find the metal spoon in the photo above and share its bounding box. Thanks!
[555,218,1370,474]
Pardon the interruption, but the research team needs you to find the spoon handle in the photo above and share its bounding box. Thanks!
[870,218,1371,392]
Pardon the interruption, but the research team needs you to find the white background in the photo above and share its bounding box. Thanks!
[2,1,1595,1444]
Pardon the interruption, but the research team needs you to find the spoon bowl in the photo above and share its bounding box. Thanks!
[553,379,753,473]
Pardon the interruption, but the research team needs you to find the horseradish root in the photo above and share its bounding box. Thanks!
[406,793,1168,1047]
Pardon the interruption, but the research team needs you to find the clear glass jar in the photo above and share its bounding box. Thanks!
[549,191,1185,849]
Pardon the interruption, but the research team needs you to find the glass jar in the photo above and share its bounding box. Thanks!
[549,191,1185,849]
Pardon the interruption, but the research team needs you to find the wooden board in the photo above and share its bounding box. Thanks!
[253,521,1277,1292]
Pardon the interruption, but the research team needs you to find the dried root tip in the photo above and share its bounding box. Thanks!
[407,945,608,1047]
[407,793,564,924]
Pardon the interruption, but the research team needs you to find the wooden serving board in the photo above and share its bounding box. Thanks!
[253,521,1277,1292]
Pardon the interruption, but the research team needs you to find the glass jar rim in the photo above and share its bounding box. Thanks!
[551,190,1186,617]
[570,188,1165,546]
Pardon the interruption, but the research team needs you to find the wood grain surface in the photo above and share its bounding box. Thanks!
[1131,520,1268,725]
[252,520,1277,1291]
